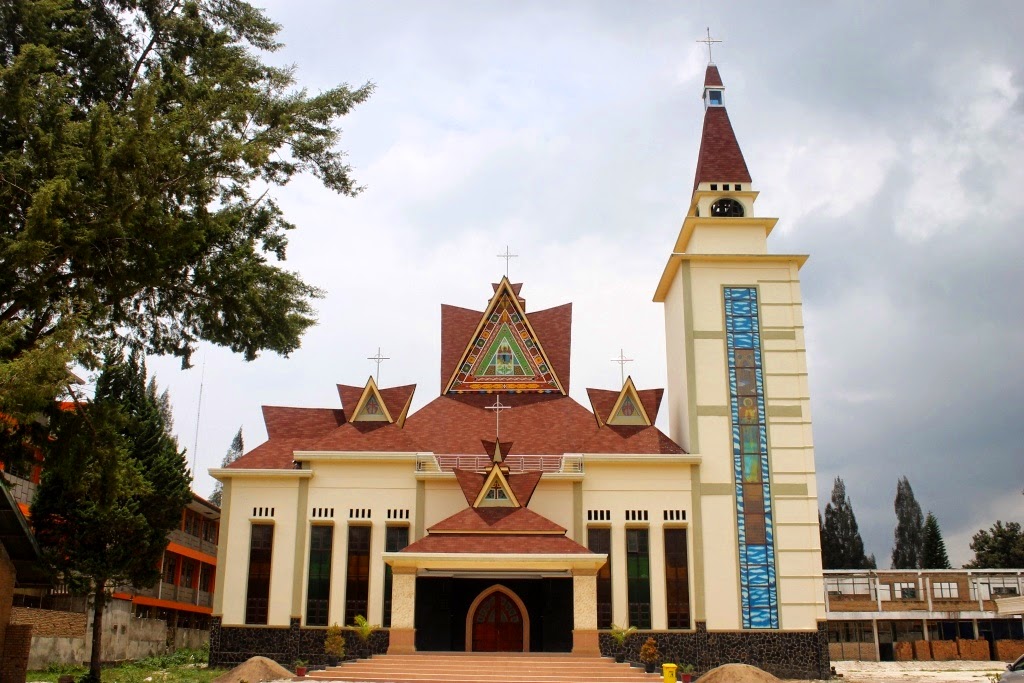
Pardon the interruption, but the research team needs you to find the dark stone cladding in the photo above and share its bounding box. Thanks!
[598,621,831,680]
[210,617,391,668]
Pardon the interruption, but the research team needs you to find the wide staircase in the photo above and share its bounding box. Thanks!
[305,653,663,683]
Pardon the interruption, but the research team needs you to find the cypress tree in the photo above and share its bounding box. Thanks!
[891,476,925,569]
[821,477,875,569]
[921,512,951,569]
[210,427,244,507]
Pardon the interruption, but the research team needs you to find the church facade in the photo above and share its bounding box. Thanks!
[209,63,830,679]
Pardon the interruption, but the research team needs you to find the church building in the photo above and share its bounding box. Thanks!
[209,61,830,679]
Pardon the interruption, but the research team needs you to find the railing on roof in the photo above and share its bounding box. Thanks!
[416,454,583,474]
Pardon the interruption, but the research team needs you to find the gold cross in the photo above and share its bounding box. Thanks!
[610,348,634,386]
[697,27,722,64]
[367,347,390,383]
[497,245,518,279]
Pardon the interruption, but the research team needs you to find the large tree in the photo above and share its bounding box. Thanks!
[820,477,876,570]
[209,425,242,506]
[920,511,951,569]
[891,476,924,569]
[964,520,1024,569]
[31,350,192,682]
[0,0,372,419]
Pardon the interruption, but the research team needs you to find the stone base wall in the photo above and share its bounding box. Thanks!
[597,622,830,680]
[209,617,390,668]
[996,640,1024,662]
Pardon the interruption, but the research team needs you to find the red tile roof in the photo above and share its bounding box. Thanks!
[454,469,486,505]
[307,421,423,453]
[402,533,592,554]
[507,471,542,506]
[428,507,566,534]
[379,384,416,420]
[692,66,752,191]
[637,389,664,423]
[586,387,664,425]
[261,406,345,440]
[704,64,723,87]
[528,303,572,394]
[439,305,483,394]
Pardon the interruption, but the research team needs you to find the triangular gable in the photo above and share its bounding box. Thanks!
[350,376,394,423]
[379,384,416,427]
[606,376,652,427]
[473,465,520,508]
[445,278,564,395]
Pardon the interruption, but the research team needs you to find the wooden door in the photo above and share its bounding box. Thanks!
[472,591,524,651]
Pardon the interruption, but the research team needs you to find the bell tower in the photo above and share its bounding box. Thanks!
[654,62,826,633]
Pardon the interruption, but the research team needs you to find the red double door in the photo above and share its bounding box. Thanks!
[472,591,524,652]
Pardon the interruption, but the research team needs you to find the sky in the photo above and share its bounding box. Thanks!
[139,1,1023,568]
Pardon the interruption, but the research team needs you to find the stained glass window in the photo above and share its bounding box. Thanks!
[345,526,371,625]
[245,524,273,625]
[587,528,612,629]
[626,528,651,629]
[306,525,333,626]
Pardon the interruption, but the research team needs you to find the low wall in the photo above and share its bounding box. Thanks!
[912,640,932,660]
[958,639,990,661]
[209,618,390,668]
[175,627,209,651]
[930,640,957,661]
[10,607,86,638]
[996,640,1024,662]
[828,641,877,661]
[894,641,913,661]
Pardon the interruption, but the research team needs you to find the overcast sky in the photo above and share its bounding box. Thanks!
[141,1,1024,568]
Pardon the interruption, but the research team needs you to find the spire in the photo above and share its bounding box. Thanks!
[692,65,752,192]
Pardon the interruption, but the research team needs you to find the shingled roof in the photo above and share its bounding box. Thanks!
[693,65,752,191]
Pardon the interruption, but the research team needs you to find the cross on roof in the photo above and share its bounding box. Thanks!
[697,27,722,64]
[367,347,390,383]
[611,348,634,386]
[485,395,510,442]
[497,245,518,279]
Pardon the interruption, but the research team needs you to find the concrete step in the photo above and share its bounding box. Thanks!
[303,653,662,683]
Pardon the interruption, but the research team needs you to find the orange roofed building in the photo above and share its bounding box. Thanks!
[210,61,830,680]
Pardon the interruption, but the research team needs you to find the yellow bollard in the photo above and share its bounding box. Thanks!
[662,662,678,683]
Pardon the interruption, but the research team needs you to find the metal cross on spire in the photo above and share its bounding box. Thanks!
[697,27,722,64]
[485,395,510,441]
[611,348,634,386]
[367,347,390,383]
[497,245,518,279]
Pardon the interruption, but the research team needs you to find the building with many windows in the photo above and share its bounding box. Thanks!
[210,61,829,679]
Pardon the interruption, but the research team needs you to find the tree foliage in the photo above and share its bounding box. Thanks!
[920,511,951,569]
[209,425,242,506]
[0,0,373,418]
[891,476,924,569]
[820,477,876,570]
[31,349,192,680]
[964,520,1024,569]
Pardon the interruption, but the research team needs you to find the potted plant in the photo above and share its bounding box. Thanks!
[293,659,308,677]
[639,637,660,674]
[609,623,637,663]
[350,614,379,659]
[325,622,346,666]
[679,662,696,683]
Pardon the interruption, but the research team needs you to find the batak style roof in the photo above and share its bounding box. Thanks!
[229,280,684,470]
[692,64,752,190]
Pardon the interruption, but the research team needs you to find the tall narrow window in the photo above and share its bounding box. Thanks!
[664,528,691,629]
[345,525,371,625]
[626,528,651,629]
[588,528,612,628]
[382,526,409,627]
[245,524,274,625]
[306,525,334,626]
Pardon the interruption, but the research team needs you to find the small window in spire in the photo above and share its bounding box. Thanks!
[735,184,742,191]
[708,90,723,106]
[710,184,718,191]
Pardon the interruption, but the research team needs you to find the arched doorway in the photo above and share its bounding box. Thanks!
[465,585,530,652]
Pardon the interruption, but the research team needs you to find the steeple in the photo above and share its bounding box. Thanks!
[692,65,752,193]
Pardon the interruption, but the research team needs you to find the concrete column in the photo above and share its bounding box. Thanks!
[387,567,417,654]
[572,569,600,656]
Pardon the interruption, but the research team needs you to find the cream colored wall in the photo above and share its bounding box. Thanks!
[582,462,694,630]
[528,480,574,533]
[687,224,768,255]
[663,272,691,453]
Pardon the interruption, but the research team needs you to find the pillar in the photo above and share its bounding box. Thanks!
[572,568,600,656]
[387,567,416,654]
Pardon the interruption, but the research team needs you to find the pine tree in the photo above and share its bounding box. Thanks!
[209,427,244,507]
[32,350,192,682]
[891,476,924,569]
[921,512,951,569]
[964,521,1024,569]
[821,477,875,569]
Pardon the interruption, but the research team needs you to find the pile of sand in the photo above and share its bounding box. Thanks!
[697,663,781,683]
[210,656,294,683]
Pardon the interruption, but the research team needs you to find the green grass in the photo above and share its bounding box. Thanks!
[28,648,229,683]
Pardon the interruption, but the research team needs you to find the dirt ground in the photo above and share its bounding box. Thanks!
[795,660,1009,683]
